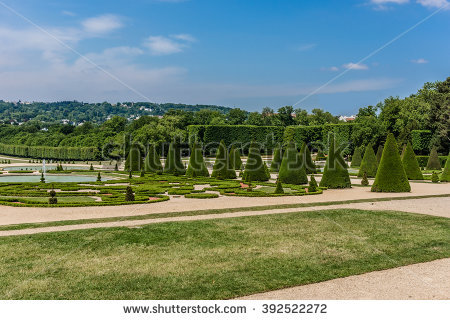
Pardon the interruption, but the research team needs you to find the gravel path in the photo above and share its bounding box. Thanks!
[0,181,449,226]
[0,197,449,237]
[239,258,450,300]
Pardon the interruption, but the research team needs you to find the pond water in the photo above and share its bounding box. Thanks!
[0,175,109,183]
[2,166,89,171]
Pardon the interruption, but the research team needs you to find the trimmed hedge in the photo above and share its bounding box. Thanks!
[164,142,186,175]
[211,140,236,179]
[426,147,442,170]
[186,142,209,177]
[371,133,410,193]
[242,142,270,182]
[283,126,323,148]
[278,141,308,185]
[416,156,447,168]
[144,144,163,173]
[401,142,424,180]
[0,143,99,161]
[376,145,383,164]
[184,193,219,199]
[358,144,378,178]
[411,130,432,155]
[300,142,316,174]
[319,133,351,189]
[270,147,283,172]
[188,125,284,153]
[229,146,243,170]
[350,147,362,168]
[440,153,450,182]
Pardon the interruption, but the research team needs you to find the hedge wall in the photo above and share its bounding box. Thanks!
[188,125,284,153]
[411,130,432,155]
[0,143,100,160]
[283,125,322,147]
[416,155,447,168]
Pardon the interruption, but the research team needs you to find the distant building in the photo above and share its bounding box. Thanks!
[339,115,356,122]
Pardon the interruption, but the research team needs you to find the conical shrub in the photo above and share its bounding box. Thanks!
[351,147,362,167]
[278,141,308,185]
[270,147,283,172]
[164,142,186,175]
[319,133,351,189]
[376,145,383,164]
[358,144,378,178]
[426,147,441,170]
[440,152,450,182]
[144,144,163,173]
[300,142,316,174]
[229,146,243,170]
[402,142,424,180]
[186,142,209,177]
[371,133,410,192]
[211,140,236,179]
[274,179,284,194]
[243,142,270,182]
[124,145,143,172]
[308,175,318,192]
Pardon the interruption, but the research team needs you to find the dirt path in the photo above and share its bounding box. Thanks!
[0,181,449,226]
[239,258,450,300]
[0,197,448,237]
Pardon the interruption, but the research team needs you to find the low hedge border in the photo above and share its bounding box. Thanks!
[184,193,219,199]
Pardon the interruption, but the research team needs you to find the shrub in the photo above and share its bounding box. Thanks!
[40,173,45,183]
[358,144,378,178]
[229,146,243,170]
[125,186,135,201]
[376,145,383,164]
[186,142,210,177]
[124,145,143,172]
[184,193,219,199]
[431,171,439,183]
[140,170,145,177]
[278,141,308,185]
[426,147,442,170]
[270,147,283,172]
[371,133,410,192]
[243,142,270,182]
[361,172,369,186]
[114,163,119,171]
[416,155,447,168]
[401,142,424,180]
[164,142,186,175]
[211,140,236,179]
[319,133,351,189]
[316,150,326,161]
[48,197,58,204]
[350,147,362,167]
[274,179,284,194]
[97,172,102,182]
[308,175,318,192]
[144,144,163,173]
[300,142,316,174]
[128,171,132,179]
[411,130,432,155]
[89,164,94,171]
[284,125,323,148]
[440,153,450,182]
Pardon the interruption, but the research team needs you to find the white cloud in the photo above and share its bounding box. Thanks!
[417,0,450,8]
[321,66,339,72]
[411,58,429,63]
[342,62,369,70]
[82,14,123,35]
[62,10,76,16]
[297,43,317,52]
[143,34,195,55]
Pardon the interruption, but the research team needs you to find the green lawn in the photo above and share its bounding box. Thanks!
[0,208,448,300]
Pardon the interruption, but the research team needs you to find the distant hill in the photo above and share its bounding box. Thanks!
[0,100,233,124]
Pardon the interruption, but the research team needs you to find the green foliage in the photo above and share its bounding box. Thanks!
[243,142,270,182]
[278,141,308,185]
[401,142,424,180]
[0,143,99,161]
[350,147,362,167]
[371,133,411,192]
[184,193,219,199]
[144,144,163,173]
[270,147,283,172]
[274,179,284,194]
[376,145,383,164]
[89,164,94,171]
[411,130,432,155]
[440,153,450,182]
[426,147,442,170]
[431,172,439,183]
[124,145,143,172]
[186,142,209,178]
[40,173,45,183]
[361,172,369,186]
[229,146,243,170]
[97,172,102,182]
[125,186,135,202]
[308,175,318,192]
[316,150,326,161]
[164,142,186,175]
[48,197,58,204]
[211,140,236,180]
[319,133,351,189]
[416,155,447,168]
[300,142,316,174]
[358,144,378,178]
[283,125,323,147]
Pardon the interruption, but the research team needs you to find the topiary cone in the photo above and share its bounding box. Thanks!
[144,144,163,173]
[229,146,243,170]
[186,142,209,177]
[125,145,143,172]
[350,147,362,168]
[270,147,283,172]
[300,142,316,174]
[402,142,424,180]
[440,152,450,182]
[319,133,351,189]
[211,140,236,180]
[371,133,410,192]
[278,141,308,185]
[376,145,383,164]
[426,147,441,170]
[164,142,186,175]
[358,144,378,178]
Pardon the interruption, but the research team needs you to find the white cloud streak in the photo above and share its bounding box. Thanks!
[82,14,123,35]
[342,62,369,70]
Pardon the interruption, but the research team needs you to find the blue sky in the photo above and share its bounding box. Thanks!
[0,0,448,114]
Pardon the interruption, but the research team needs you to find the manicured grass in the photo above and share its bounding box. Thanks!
[0,196,97,203]
[0,208,448,300]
